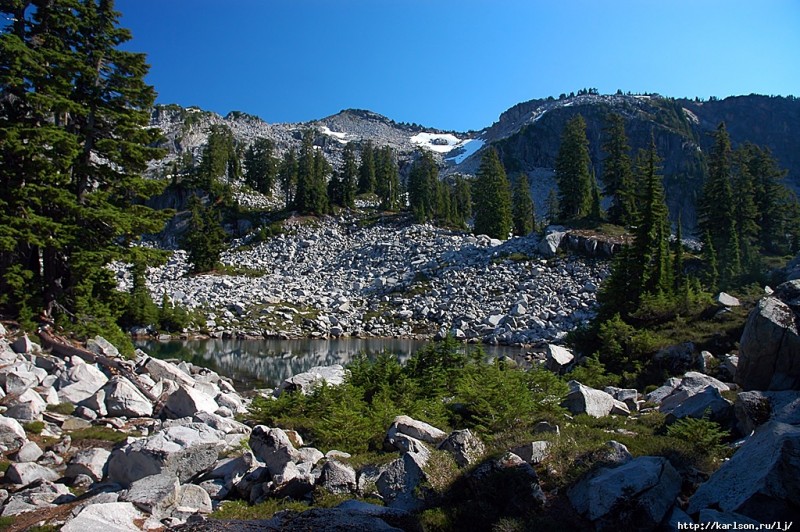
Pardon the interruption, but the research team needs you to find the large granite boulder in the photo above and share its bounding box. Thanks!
[60,502,145,532]
[274,364,347,396]
[736,280,800,391]
[687,421,800,521]
[734,390,800,435]
[249,425,300,474]
[568,456,681,529]
[376,449,430,511]
[107,423,225,485]
[102,376,153,418]
[562,381,630,418]
[437,429,485,467]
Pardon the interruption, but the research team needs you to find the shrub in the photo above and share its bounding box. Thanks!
[46,403,76,415]
[23,421,45,434]
[665,415,730,465]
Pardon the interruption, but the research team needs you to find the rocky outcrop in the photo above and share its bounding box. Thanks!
[562,381,630,418]
[568,456,682,529]
[687,421,800,521]
[737,280,800,391]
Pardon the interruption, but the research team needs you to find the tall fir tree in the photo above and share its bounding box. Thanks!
[698,123,739,288]
[408,151,438,223]
[243,137,277,195]
[278,148,298,207]
[357,141,376,194]
[375,146,401,211]
[473,148,513,239]
[338,142,359,208]
[555,114,593,221]
[600,113,636,225]
[293,130,328,214]
[545,188,559,226]
[182,195,226,273]
[0,0,168,339]
[512,173,535,236]
[197,125,237,194]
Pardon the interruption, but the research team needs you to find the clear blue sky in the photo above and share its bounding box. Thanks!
[117,0,799,132]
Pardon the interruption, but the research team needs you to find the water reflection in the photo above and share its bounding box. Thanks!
[134,338,524,389]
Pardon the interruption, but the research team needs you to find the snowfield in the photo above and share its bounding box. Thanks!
[320,126,348,143]
[410,132,464,153]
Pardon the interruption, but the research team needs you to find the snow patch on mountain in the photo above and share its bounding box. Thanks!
[410,132,464,153]
[448,139,485,164]
[320,126,348,143]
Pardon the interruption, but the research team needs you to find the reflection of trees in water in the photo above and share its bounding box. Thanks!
[136,338,436,388]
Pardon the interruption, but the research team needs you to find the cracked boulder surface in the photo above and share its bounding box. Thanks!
[736,280,800,391]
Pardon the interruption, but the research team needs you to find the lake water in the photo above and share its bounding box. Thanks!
[134,337,525,389]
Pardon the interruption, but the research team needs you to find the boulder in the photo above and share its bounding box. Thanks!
[57,363,109,403]
[6,462,60,485]
[562,381,630,418]
[0,415,29,450]
[437,429,485,467]
[654,342,698,373]
[538,231,565,257]
[66,448,111,481]
[142,356,195,387]
[86,336,121,358]
[376,449,429,511]
[604,386,640,411]
[510,440,550,465]
[1,480,70,516]
[176,483,213,513]
[60,502,145,532]
[102,376,153,418]
[163,383,218,419]
[386,415,447,445]
[192,410,251,435]
[298,447,325,465]
[107,423,224,485]
[121,472,180,516]
[249,425,300,473]
[737,281,800,391]
[545,344,574,373]
[568,456,681,528]
[275,364,346,396]
[715,292,741,307]
[319,459,357,494]
[734,390,800,435]
[10,334,37,354]
[5,388,47,421]
[269,461,315,499]
[688,421,800,521]
[13,441,43,463]
[661,385,733,421]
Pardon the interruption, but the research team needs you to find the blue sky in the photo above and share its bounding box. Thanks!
[117,0,799,131]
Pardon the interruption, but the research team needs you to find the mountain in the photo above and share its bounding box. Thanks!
[148,93,800,229]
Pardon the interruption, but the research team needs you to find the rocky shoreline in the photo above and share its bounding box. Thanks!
[115,215,610,347]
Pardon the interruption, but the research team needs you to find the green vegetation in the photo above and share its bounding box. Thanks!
[69,426,130,443]
[23,421,45,435]
[472,148,513,239]
[243,137,278,196]
[511,173,535,236]
[555,115,594,221]
[46,403,76,415]
[211,499,309,520]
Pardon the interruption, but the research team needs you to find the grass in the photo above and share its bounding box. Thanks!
[68,426,131,443]
[46,402,76,415]
[210,499,309,520]
[23,421,45,435]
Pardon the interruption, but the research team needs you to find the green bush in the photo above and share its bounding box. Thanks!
[46,402,76,415]
[665,415,730,465]
[23,421,45,434]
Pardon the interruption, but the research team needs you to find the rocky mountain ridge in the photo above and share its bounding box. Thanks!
[149,93,800,228]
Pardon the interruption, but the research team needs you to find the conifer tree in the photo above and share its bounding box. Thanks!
[545,188,559,226]
[408,151,438,223]
[339,142,359,208]
[243,137,277,195]
[278,148,298,206]
[0,0,168,336]
[376,146,401,211]
[183,195,226,273]
[449,175,473,228]
[731,148,760,277]
[512,173,535,236]
[673,214,687,295]
[698,123,739,286]
[473,148,513,239]
[197,125,237,193]
[590,170,603,221]
[357,141,376,194]
[555,115,593,221]
[293,130,328,214]
[601,113,636,225]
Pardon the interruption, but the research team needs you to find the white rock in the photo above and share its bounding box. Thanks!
[60,502,145,532]
[103,376,153,418]
[164,384,218,419]
[6,462,59,485]
[66,448,111,481]
[57,363,108,403]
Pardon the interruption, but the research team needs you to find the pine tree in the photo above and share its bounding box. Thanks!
[702,230,720,291]
[197,125,237,193]
[278,148,298,206]
[375,146,401,211]
[0,0,169,338]
[673,214,687,295]
[512,173,535,236]
[698,123,739,287]
[183,195,226,273]
[545,188,559,226]
[555,115,593,221]
[731,147,760,278]
[590,169,602,221]
[450,175,473,228]
[339,142,359,208]
[408,151,438,223]
[601,113,636,225]
[243,137,277,195]
[293,130,328,214]
[473,148,513,239]
[357,141,376,194]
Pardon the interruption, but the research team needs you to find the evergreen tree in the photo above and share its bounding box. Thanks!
[197,125,237,193]
[243,137,277,195]
[601,113,636,225]
[357,141,376,194]
[512,173,535,236]
[183,195,226,273]
[633,137,672,297]
[698,123,739,287]
[0,0,168,337]
[339,142,359,208]
[375,146,401,211]
[555,115,593,221]
[451,175,473,227]
[408,151,438,223]
[673,214,687,295]
[731,147,760,277]
[702,230,720,291]
[473,148,513,239]
[278,148,298,206]
[590,169,602,221]
[121,260,158,328]
[293,130,328,214]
